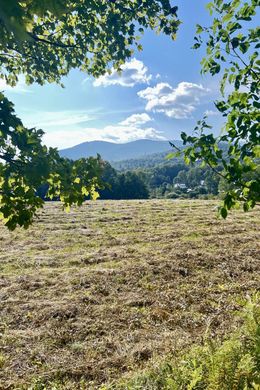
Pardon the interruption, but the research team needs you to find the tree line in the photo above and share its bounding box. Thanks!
[36,157,228,201]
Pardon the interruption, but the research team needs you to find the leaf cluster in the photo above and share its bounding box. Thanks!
[175,0,260,217]
[0,95,104,229]
[0,0,180,86]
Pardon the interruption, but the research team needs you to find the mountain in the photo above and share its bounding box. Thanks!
[59,139,182,162]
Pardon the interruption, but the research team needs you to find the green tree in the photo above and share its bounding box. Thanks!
[119,171,149,199]
[99,162,149,200]
[0,0,180,229]
[205,170,220,195]
[171,0,259,217]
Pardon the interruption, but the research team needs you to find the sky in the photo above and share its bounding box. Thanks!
[2,0,224,150]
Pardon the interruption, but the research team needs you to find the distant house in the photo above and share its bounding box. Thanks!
[200,180,205,186]
[174,183,187,190]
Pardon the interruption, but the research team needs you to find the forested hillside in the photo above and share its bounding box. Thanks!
[111,151,173,171]
[37,156,223,201]
[101,160,221,200]
[60,140,180,161]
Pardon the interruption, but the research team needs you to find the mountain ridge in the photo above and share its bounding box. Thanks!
[59,139,182,162]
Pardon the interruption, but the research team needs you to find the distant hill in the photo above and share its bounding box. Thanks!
[111,150,180,171]
[59,139,182,162]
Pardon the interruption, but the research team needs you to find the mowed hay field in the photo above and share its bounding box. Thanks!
[0,200,259,389]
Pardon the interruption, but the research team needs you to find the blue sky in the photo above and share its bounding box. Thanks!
[2,0,224,150]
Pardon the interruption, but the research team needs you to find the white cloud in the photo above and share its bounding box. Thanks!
[204,109,220,117]
[40,112,163,149]
[23,110,95,129]
[119,113,152,126]
[0,76,31,94]
[19,108,162,149]
[138,81,210,119]
[43,125,164,149]
[93,58,152,88]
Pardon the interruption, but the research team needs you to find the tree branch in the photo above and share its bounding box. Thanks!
[231,46,260,82]
[28,33,79,49]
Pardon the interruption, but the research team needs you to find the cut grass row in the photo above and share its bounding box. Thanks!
[0,200,259,388]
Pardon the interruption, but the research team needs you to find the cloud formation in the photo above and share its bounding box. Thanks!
[138,81,209,119]
[93,58,152,88]
[24,110,95,129]
[204,109,220,117]
[119,113,152,126]
[41,112,163,149]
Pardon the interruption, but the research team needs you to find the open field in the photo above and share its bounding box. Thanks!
[0,200,259,389]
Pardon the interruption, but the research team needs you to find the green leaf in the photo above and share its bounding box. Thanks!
[196,24,204,34]
[220,207,228,219]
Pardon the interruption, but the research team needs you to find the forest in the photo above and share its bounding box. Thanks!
[101,159,222,200]
[38,143,260,203]
[36,156,222,201]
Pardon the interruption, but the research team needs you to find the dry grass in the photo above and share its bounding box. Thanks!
[0,200,259,389]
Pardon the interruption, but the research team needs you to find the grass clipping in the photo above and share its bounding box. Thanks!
[105,294,260,390]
